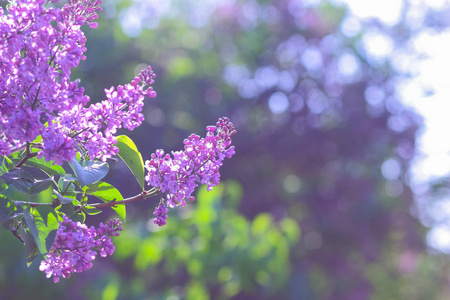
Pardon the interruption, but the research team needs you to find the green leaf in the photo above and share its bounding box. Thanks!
[116,135,145,191]
[24,156,65,176]
[79,211,86,223]
[83,205,102,215]
[0,169,53,203]
[2,179,53,203]
[23,206,59,255]
[45,229,57,253]
[58,174,77,191]
[0,199,14,223]
[32,134,43,144]
[10,177,33,194]
[70,159,109,187]
[54,190,75,204]
[2,218,15,231]
[80,195,88,206]
[0,156,13,176]
[30,183,53,203]
[0,169,28,185]
[63,174,78,182]
[8,150,22,162]
[22,228,39,266]
[56,202,84,223]
[1,181,31,201]
[0,198,21,225]
[84,181,126,221]
[30,178,53,195]
[0,169,31,195]
[58,175,77,200]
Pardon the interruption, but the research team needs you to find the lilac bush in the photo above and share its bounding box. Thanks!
[0,0,235,282]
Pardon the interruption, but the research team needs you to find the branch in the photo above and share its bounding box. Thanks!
[9,144,27,154]
[12,202,53,208]
[86,187,161,209]
[12,187,161,209]
[14,143,38,168]
[11,229,25,245]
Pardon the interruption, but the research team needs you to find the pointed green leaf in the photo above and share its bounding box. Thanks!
[1,179,52,203]
[22,228,39,266]
[116,135,145,191]
[30,183,53,203]
[84,206,102,215]
[0,169,52,203]
[0,199,16,223]
[58,175,77,192]
[2,218,15,230]
[9,178,32,194]
[56,202,84,223]
[84,181,126,221]
[30,177,53,195]
[24,156,65,176]
[79,211,86,223]
[32,134,43,144]
[63,174,78,182]
[1,181,30,201]
[45,229,57,254]
[0,169,25,185]
[70,159,109,187]
[0,156,13,176]
[23,206,59,254]
[58,176,78,203]
[54,190,74,204]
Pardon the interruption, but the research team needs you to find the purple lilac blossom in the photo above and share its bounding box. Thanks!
[153,203,169,226]
[0,0,156,164]
[145,117,236,226]
[39,216,123,283]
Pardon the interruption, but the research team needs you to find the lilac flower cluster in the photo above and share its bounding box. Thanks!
[39,216,123,283]
[0,0,156,164]
[47,65,157,163]
[145,117,236,226]
[153,203,169,226]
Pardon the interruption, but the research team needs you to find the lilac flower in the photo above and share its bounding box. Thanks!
[39,216,123,283]
[153,203,169,226]
[0,0,156,164]
[145,117,236,224]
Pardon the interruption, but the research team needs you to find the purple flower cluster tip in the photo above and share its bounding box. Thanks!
[153,203,169,226]
[39,216,123,283]
[146,117,236,225]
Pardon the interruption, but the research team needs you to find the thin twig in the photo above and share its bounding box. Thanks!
[11,229,25,244]
[86,188,160,209]
[12,187,161,210]
[9,144,27,154]
[14,143,38,168]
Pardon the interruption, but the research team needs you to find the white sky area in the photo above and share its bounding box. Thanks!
[340,0,450,252]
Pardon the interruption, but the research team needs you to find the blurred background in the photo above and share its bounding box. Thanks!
[3,0,450,299]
